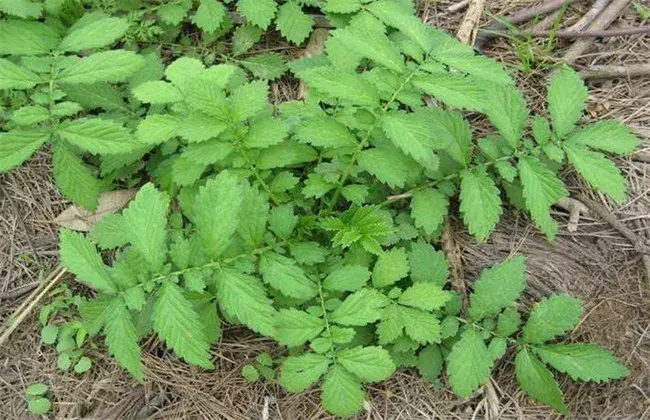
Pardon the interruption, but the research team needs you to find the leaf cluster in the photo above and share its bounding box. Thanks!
[0,0,638,417]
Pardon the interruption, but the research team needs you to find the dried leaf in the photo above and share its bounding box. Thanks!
[54,189,137,231]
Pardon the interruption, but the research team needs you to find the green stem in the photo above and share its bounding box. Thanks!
[317,280,336,360]
[322,68,421,214]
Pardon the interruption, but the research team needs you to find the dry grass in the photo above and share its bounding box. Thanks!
[1,1,649,418]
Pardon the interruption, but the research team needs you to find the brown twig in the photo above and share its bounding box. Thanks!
[580,63,650,79]
[457,0,487,44]
[481,24,650,39]
[569,0,612,31]
[0,267,67,348]
[474,0,586,49]
[578,194,650,253]
[442,223,469,315]
[562,0,633,64]
[0,282,39,300]
[447,0,470,13]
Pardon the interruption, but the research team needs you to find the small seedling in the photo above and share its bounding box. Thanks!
[25,383,51,415]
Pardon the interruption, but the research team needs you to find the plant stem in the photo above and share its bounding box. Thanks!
[316,280,337,360]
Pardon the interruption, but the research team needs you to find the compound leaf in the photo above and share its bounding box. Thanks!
[515,348,567,413]
[153,281,214,368]
[522,294,583,344]
[468,256,526,320]
[446,328,493,398]
[535,343,629,382]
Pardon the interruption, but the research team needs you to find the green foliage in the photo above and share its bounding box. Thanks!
[1,1,637,417]
[25,383,51,415]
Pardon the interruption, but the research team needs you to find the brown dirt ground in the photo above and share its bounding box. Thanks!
[1,1,649,418]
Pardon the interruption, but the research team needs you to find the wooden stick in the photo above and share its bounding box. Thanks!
[0,267,67,348]
[447,0,470,13]
[457,0,487,44]
[569,0,612,31]
[474,0,586,49]
[580,63,650,79]
[562,0,633,64]
[480,24,650,39]
[578,194,650,255]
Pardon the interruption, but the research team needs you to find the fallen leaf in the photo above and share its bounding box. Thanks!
[53,189,137,231]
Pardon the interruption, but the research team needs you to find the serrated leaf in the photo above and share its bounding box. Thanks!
[59,229,115,293]
[548,66,588,139]
[78,297,113,335]
[236,187,268,248]
[0,58,42,89]
[426,107,472,166]
[243,115,289,148]
[276,308,325,347]
[62,83,128,112]
[194,171,244,259]
[482,83,528,148]
[367,0,431,53]
[132,81,183,104]
[296,66,379,106]
[232,24,264,56]
[137,114,180,145]
[382,111,438,168]
[496,306,521,337]
[459,168,502,242]
[240,53,288,80]
[0,130,48,173]
[153,281,213,368]
[57,50,144,84]
[377,304,404,344]
[192,0,226,33]
[446,328,493,398]
[59,14,129,52]
[323,265,371,292]
[324,0,362,13]
[337,346,396,382]
[330,288,389,326]
[518,157,568,239]
[408,242,449,286]
[259,252,317,300]
[410,188,449,235]
[0,20,59,55]
[515,348,567,413]
[104,299,144,381]
[418,345,444,383]
[52,144,100,211]
[276,1,313,44]
[280,353,330,392]
[565,120,639,155]
[411,74,485,111]
[522,294,583,344]
[468,256,526,320]
[230,80,269,122]
[0,0,41,18]
[290,242,326,265]
[564,143,627,204]
[183,139,234,165]
[399,283,452,311]
[535,343,629,382]
[89,214,127,249]
[321,365,365,417]
[57,118,141,155]
[295,117,357,149]
[329,13,405,73]
[215,268,276,337]
[122,183,169,271]
[372,247,409,288]
[357,147,413,188]
[158,0,191,25]
[11,106,49,126]
[401,306,442,344]
[238,0,277,29]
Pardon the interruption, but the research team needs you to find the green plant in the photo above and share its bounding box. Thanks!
[25,383,51,415]
[0,0,638,417]
[39,284,94,373]
[242,352,276,382]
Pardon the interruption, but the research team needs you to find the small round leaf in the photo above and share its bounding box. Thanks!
[40,325,59,345]
[27,397,51,415]
[25,383,48,397]
[74,356,92,374]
